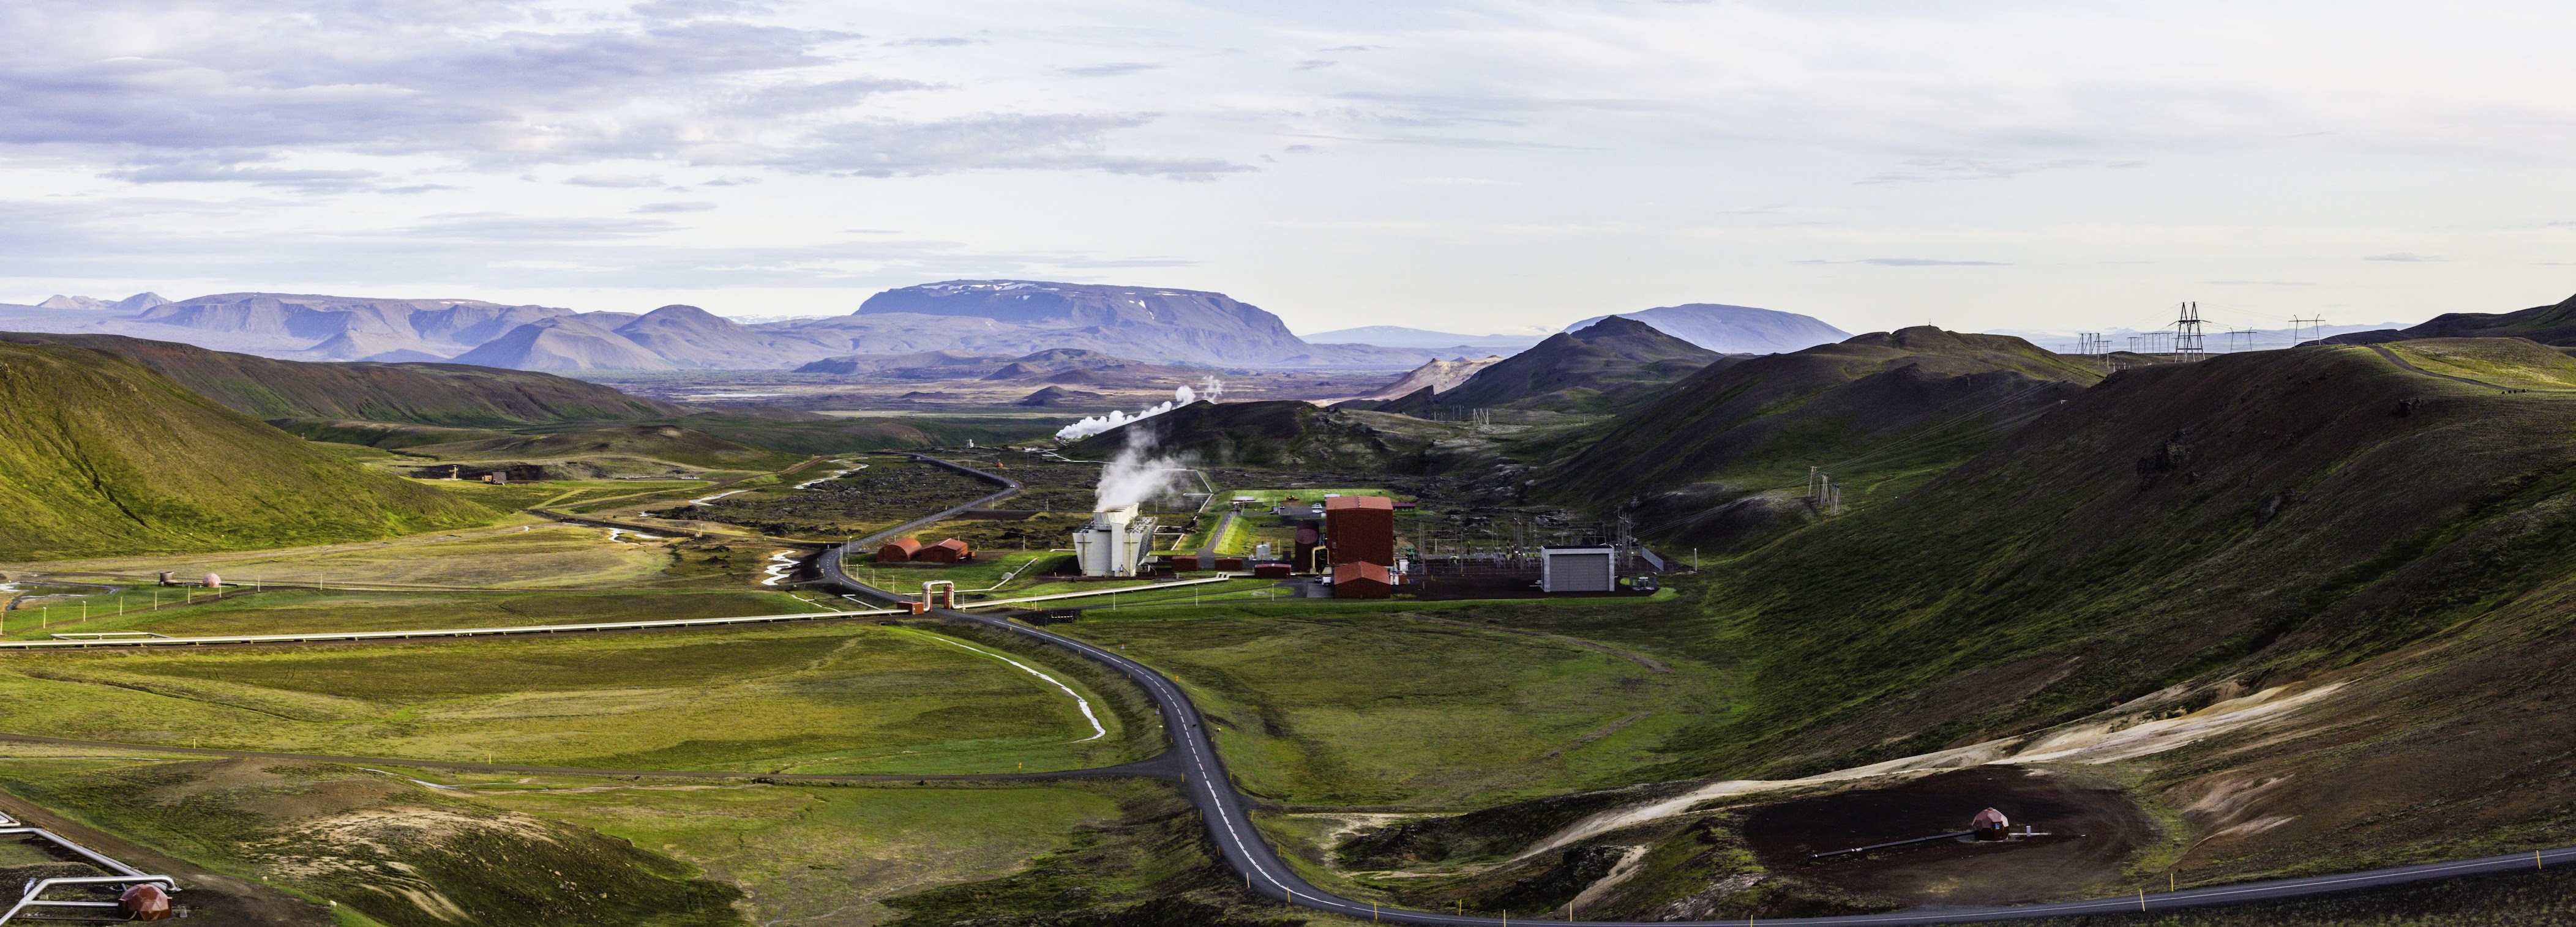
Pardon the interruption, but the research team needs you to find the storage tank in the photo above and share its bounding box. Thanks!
[201,573,222,589]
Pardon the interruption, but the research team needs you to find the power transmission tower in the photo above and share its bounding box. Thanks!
[2288,316,2328,345]
[2173,302,2205,362]
[2225,328,2258,352]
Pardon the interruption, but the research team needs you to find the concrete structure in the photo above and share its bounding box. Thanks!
[1540,546,1616,593]
[877,538,923,562]
[1324,495,1397,567]
[919,538,972,564]
[1074,505,1156,577]
[1972,808,2010,841]
[1332,561,1393,599]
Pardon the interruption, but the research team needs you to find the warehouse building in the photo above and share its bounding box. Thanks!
[1540,546,1616,593]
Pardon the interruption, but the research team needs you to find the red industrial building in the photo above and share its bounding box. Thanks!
[1332,561,1392,598]
[918,538,973,564]
[1172,554,1202,571]
[877,538,924,562]
[1324,496,1396,567]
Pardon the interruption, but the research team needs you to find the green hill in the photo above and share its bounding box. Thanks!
[1066,400,1446,472]
[1538,327,2102,543]
[1382,316,1727,415]
[2331,291,2576,345]
[1583,341,2576,847]
[1314,340,2576,907]
[0,342,493,560]
[0,332,681,426]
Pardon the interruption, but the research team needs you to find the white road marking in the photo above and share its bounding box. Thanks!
[910,633,1107,742]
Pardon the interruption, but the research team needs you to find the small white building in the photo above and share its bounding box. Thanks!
[1540,546,1616,593]
[1073,505,1157,577]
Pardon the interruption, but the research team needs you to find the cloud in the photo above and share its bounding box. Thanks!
[784,114,1253,180]
[1058,62,1166,78]
[633,201,716,214]
[1317,45,1382,53]
[565,174,668,188]
[2364,252,2443,262]
[885,37,976,47]
[1295,59,1339,70]
[1799,258,2010,266]
[100,160,386,193]
[1858,158,2105,184]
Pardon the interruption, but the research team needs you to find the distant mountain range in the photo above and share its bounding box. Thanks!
[1563,303,1851,354]
[0,282,1470,371]
[1,284,1863,374]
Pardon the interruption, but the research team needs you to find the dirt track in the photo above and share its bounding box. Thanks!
[1744,765,2155,906]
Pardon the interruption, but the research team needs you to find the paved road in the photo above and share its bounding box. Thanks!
[820,453,2576,925]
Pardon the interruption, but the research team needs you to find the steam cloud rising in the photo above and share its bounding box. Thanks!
[1094,427,1193,512]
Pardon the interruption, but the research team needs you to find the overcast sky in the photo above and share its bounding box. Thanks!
[4,1,2574,337]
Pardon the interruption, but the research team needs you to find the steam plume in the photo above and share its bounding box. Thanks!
[1054,383,1206,442]
[1095,426,1192,512]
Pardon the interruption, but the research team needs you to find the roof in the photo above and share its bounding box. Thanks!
[1325,495,1396,512]
[929,538,969,552]
[1333,561,1391,584]
[880,538,924,554]
[1972,807,2009,828]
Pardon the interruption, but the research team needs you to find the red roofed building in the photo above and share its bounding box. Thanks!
[877,538,924,562]
[919,538,972,564]
[1332,560,1392,599]
[1324,495,1397,567]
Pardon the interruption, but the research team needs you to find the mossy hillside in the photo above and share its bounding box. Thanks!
[484,779,1134,925]
[1539,326,2102,531]
[0,758,743,927]
[0,332,684,426]
[2382,337,2576,389]
[0,342,493,560]
[1631,344,2576,780]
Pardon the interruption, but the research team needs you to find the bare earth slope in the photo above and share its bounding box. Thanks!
[0,341,491,560]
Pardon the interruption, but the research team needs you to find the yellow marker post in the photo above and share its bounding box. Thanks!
[2138,887,2146,911]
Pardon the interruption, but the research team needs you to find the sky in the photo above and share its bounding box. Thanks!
[4,1,2574,338]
